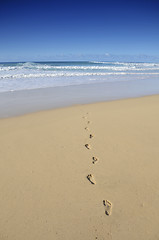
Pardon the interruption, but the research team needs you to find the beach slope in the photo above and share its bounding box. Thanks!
[0,95,159,240]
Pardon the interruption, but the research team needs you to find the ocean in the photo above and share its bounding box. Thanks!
[1,61,159,118]
[0,61,159,92]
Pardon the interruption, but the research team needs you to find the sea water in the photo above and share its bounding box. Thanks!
[0,61,159,118]
[0,61,159,92]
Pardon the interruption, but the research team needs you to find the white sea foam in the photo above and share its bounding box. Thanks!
[1,71,159,80]
[1,65,159,71]
[1,61,159,72]
[0,61,159,92]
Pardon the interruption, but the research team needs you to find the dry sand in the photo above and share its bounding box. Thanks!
[0,95,159,239]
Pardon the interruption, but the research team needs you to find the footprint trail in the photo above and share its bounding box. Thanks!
[82,112,113,216]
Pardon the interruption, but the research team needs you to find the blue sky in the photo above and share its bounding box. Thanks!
[0,0,159,62]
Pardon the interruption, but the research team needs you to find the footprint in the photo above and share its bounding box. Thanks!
[90,134,94,139]
[103,200,112,216]
[87,174,96,184]
[92,156,99,164]
[87,121,91,124]
[85,144,91,149]
[85,127,89,131]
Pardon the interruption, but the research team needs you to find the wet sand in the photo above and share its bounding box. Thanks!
[1,76,159,118]
[0,95,159,239]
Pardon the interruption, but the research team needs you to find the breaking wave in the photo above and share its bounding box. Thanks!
[0,61,159,92]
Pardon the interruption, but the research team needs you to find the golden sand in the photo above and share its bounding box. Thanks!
[0,95,159,239]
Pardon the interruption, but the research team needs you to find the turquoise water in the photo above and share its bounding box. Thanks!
[0,61,159,92]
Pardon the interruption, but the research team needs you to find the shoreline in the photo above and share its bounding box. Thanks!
[1,77,159,118]
[1,94,159,239]
[1,92,159,120]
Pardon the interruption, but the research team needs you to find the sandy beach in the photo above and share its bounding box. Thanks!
[0,94,159,240]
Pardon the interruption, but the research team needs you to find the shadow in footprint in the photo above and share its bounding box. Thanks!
[85,144,91,149]
[92,156,99,164]
[103,200,112,216]
[87,174,96,184]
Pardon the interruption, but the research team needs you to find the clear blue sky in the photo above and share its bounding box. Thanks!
[0,0,159,62]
